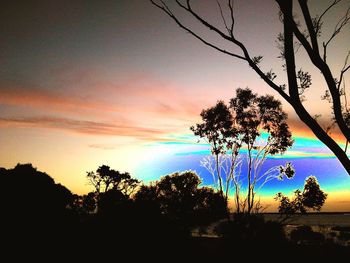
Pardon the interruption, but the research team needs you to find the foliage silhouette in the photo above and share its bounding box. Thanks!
[275,176,328,221]
[134,170,227,229]
[215,213,287,248]
[87,165,139,196]
[290,225,325,245]
[151,0,350,176]
[0,163,72,220]
[70,192,97,215]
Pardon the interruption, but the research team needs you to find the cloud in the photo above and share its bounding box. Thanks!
[0,116,170,140]
[0,75,208,141]
[0,80,124,115]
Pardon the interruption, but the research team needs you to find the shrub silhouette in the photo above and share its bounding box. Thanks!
[0,163,72,221]
[215,214,286,247]
[290,225,325,245]
[134,171,227,230]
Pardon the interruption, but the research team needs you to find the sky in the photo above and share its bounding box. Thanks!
[1,0,350,211]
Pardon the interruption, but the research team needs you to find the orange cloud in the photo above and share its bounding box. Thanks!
[0,76,207,140]
[0,116,171,140]
[0,80,124,115]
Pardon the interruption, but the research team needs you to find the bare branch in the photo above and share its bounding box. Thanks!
[152,0,290,102]
[315,0,342,35]
[150,0,246,60]
[175,0,234,42]
[338,51,350,90]
[216,0,230,34]
[323,6,350,62]
[228,0,235,36]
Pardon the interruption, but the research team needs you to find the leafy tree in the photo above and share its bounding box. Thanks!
[275,175,327,221]
[134,171,227,227]
[190,100,235,199]
[302,176,328,211]
[192,88,294,213]
[87,165,139,196]
[86,165,140,214]
[151,0,350,176]
[0,163,72,216]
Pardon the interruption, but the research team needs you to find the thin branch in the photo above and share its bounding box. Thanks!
[338,51,350,90]
[176,0,234,42]
[316,0,342,35]
[150,0,246,60]
[216,0,230,33]
[298,0,320,54]
[228,0,235,36]
[152,0,291,102]
[323,6,350,62]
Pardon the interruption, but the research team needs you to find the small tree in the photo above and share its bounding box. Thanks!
[275,176,328,221]
[87,165,139,196]
[86,165,140,214]
[302,176,328,211]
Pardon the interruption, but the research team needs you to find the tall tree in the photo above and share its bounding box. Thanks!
[192,88,294,213]
[190,100,234,199]
[151,0,350,175]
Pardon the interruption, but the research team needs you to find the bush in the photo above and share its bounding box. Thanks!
[290,225,325,245]
[215,214,286,246]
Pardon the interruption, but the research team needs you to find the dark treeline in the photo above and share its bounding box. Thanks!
[1,163,349,260]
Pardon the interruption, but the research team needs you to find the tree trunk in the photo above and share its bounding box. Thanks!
[247,147,252,214]
[216,154,224,197]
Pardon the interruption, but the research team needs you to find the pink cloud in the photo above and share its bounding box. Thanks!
[0,75,207,136]
[0,116,171,140]
[0,80,124,115]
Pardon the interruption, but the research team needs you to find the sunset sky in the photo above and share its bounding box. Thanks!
[1,0,350,211]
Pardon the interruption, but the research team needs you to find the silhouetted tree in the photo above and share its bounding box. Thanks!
[0,163,72,217]
[151,0,350,176]
[87,165,140,196]
[134,171,227,229]
[302,176,328,211]
[275,175,327,221]
[86,165,140,215]
[230,88,294,213]
[0,163,77,253]
[191,101,235,199]
[192,88,294,213]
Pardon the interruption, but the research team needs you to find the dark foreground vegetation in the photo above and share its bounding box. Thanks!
[1,163,350,260]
